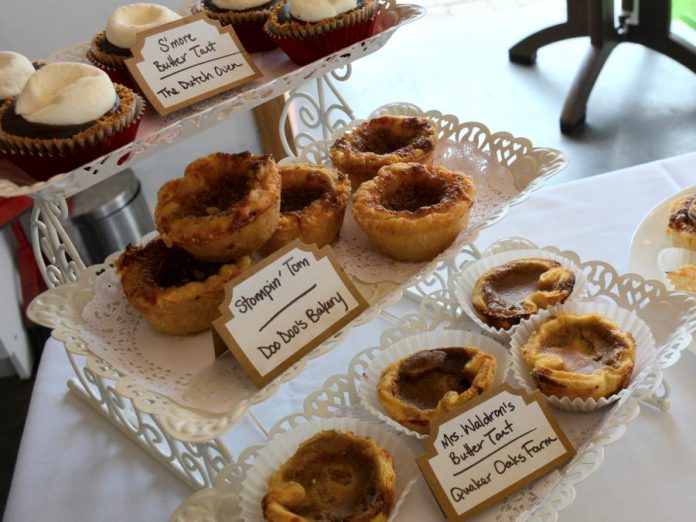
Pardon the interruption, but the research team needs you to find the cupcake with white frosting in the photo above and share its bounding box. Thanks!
[265,0,378,65]
[89,3,182,86]
[0,62,144,182]
[0,52,40,104]
[195,0,280,53]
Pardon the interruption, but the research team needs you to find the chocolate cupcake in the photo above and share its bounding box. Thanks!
[265,0,379,65]
[195,0,280,52]
[88,3,181,86]
[0,63,144,182]
[0,52,37,105]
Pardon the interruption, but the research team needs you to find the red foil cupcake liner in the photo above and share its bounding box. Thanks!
[268,12,379,66]
[0,110,143,184]
[87,52,137,91]
[233,20,277,53]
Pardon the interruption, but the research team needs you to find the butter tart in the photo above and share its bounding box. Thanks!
[472,258,576,330]
[522,313,636,401]
[666,194,696,249]
[667,264,696,292]
[330,115,438,190]
[259,163,351,256]
[155,152,281,262]
[262,430,395,522]
[115,239,252,335]
[377,347,496,435]
[351,162,476,262]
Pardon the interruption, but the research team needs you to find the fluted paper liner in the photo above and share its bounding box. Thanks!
[508,300,656,412]
[239,416,419,521]
[454,248,589,338]
[658,247,696,291]
[358,330,510,440]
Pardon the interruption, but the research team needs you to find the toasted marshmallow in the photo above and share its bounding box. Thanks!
[106,3,182,49]
[289,0,358,22]
[16,63,116,126]
[212,0,270,10]
[0,51,36,100]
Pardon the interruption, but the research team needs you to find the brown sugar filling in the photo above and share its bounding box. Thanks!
[540,323,626,375]
[353,127,416,155]
[124,241,223,288]
[394,348,473,410]
[486,264,552,311]
[281,185,327,213]
[383,179,446,212]
[282,435,382,519]
[188,175,252,217]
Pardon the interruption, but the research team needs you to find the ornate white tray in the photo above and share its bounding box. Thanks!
[171,237,696,521]
[0,1,424,199]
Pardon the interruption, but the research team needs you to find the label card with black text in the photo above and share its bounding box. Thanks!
[213,241,368,388]
[417,384,575,521]
[125,13,261,115]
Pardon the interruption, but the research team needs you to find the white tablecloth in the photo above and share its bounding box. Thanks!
[5,152,696,522]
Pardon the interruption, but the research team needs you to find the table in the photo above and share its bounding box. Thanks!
[5,152,696,521]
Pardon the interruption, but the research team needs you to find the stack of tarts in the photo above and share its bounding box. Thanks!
[116,152,350,335]
[660,192,696,292]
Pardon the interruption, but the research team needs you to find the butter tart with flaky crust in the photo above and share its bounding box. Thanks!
[522,313,636,401]
[155,152,280,262]
[262,430,395,522]
[378,347,496,435]
[115,239,252,335]
[259,163,351,256]
[352,162,476,262]
[666,194,696,249]
[330,115,438,190]
[473,258,576,330]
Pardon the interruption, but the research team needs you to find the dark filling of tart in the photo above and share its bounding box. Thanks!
[668,195,696,232]
[383,178,445,212]
[394,348,472,410]
[122,241,223,288]
[189,174,253,217]
[277,0,364,23]
[485,263,553,311]
[1,98,120,139]
[352,126,415,155]
[203,0,278,14]
[98,35,133,57]
[280,185,327,213]
[281,433,384,519]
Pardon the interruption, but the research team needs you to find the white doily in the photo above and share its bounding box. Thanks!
[78,269,257,414]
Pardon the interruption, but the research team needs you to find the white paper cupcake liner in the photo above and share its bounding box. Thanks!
[454,248,589,338]
[508,300,656,412]
[358,330,510,440]
[239,417,419,521]
[658,247,696,291]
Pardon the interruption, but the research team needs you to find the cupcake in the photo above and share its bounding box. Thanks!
[0,52,37,105]
[195,0,280,52]
[0,62,144,182]
[88,3,182,87]
[265,0,379,65]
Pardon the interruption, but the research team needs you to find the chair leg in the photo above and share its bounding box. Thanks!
[509,0,590,65]
[560,40,618,134]
[639,36,696,74]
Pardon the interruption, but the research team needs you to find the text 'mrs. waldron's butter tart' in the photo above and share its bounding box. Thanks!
[521,313,636,402]
[377,347,496,435]
[262,430,396,521]
[472,258,576,330]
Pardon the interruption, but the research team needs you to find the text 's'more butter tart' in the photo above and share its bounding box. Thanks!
[0,62,144,181]
[196,0,280,52]
[264,0,379,65]
[89,3,182,86]
[0,52,36,104]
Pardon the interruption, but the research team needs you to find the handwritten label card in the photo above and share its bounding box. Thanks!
[213,240,368,388]
[417,384,575,521]
[125,13,261,115]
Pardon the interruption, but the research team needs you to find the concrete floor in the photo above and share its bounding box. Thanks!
[2,0,695,515]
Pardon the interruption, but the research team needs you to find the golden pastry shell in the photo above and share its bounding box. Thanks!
[155,151,280,262]
[351,162,476,262]
[262,430,395,522]
[377,346,497,435]
[259,163,351,256]
[330,115,438,190]
[666,194,696,249]
[521,313,636,401]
